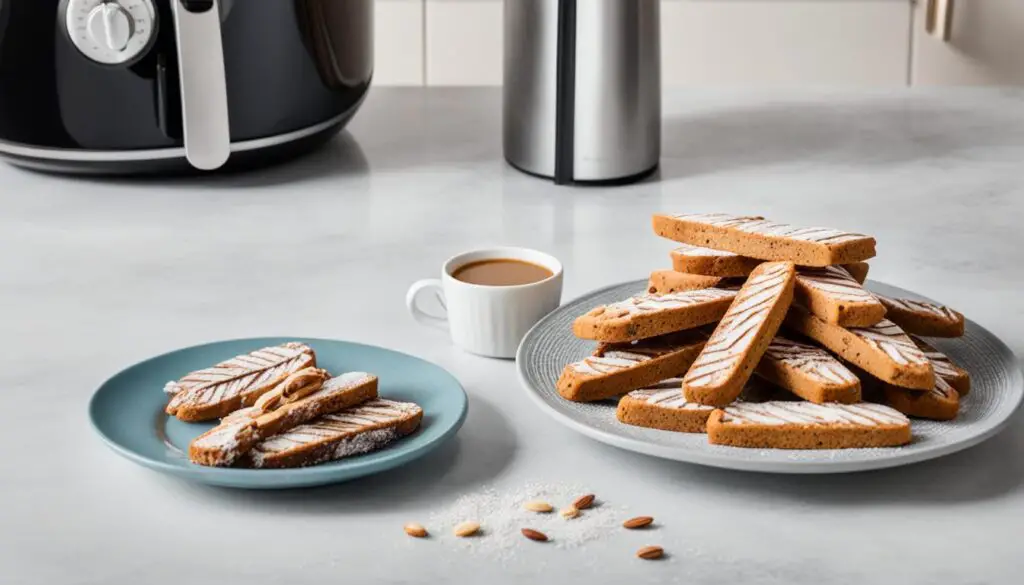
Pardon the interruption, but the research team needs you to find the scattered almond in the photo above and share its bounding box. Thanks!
[623,516,654,529]
[521,528,549,542]
[573,494,596,510]
[524,500,553,513]
[560,506,580,519]
[454,521,480,537]
[637,545,664,560]
[403,523,428,538]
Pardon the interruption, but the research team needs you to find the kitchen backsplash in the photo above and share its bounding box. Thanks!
[374,0,1024,87]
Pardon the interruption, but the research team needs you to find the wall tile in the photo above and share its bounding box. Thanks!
[425,0,504,86]
[661,0,911,86]
[375,0,425,86]
[375,0,913,87]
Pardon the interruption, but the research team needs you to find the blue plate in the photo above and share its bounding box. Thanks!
[89,337,468,489]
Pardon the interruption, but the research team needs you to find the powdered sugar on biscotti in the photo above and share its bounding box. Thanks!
[166,342,315,414]
[672,243,738,258]
[763,337,858,385]
[248,399,421,468]
[570,352,653,376]
[684,263,793,389]
[626,379,713,411]
[796,266,878,303]
[672,213,869,245]
[189,371,377,466]
[593,288,736,317]
[852,320,929,366]
[719,401,908,427]
[189,418,255,464]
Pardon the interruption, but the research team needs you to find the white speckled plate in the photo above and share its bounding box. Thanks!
[517,280,1023,473]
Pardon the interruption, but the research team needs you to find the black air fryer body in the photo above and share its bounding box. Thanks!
[0,0,372,174]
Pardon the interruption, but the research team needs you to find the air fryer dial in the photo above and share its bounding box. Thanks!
[63,0,157,65]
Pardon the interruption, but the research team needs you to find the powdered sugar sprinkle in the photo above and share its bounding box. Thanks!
[427,483,625,563]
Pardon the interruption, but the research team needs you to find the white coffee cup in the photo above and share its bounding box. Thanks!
[406,247,564,358]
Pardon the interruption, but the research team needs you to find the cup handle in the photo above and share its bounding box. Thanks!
[406,279,449,330]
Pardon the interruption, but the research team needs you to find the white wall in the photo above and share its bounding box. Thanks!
[373,0,1022,87]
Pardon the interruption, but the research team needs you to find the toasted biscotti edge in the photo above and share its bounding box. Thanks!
[616,394,712,433]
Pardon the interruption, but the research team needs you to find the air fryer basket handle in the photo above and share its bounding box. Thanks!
[170,0,230,170]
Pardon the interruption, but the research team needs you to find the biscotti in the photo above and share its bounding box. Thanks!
[244,399,424,469]
[706,401,911,449]
[647,270,723,294]
[755,336,861,404]
[616,379,715,433]
[166,342,317,422]
[189,370,378,467]
[785,307,934,390]
[670,243,870,286]
[190,367,329,466]
[683,262,796,407]
[557,330,708,402]
[875,295,965,338]
[912,336,970,396]
[653,213,876,266]
[883,375,959,421]
[573,288,736,343]
[842,262,870,285]
[670,244,762,278]
[794,266,886,327]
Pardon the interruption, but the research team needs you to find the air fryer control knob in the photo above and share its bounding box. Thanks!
[88,3,133,52]
[63,0,158,65]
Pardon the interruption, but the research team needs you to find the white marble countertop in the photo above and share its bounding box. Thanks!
[2,88,1023,585]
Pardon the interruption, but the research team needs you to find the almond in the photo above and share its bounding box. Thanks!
[523,500,553,513]
[403,523,428,538]
[572,494,596,510]
[637,545,664,560]
[559,506,580,519]
[623,516,654,529]
[521,528,548,542]
[453,521,480,537]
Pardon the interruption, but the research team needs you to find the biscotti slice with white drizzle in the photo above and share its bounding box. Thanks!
[785,306,934,390]
[875,295,965,338]
[682,261,796,407]
[573,288,736,343]
[707,401,911,449]
[189,370,378,467]
[653,213,876,266]
[244,399,423,469]
[755,336,861,404]
[557,329,709,402]
[670,243,762,278]
[166,342,316,422]
[616,378,715,433]
[670,243,870,285]
[794,266,886,327]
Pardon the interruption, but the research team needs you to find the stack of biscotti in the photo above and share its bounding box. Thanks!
[162,342,423,468]
[559,212,970,450]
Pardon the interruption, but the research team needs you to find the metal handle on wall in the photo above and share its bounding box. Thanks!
[925,0,954,42]
[171,0,231,170]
